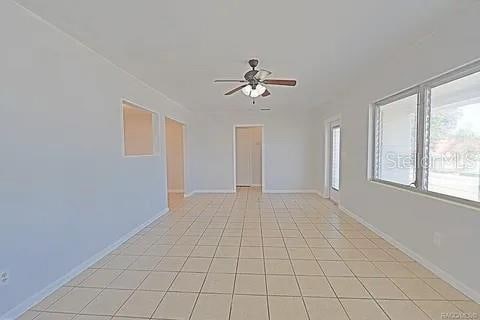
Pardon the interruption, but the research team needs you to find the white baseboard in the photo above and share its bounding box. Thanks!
[2,208,170,320]
[186,189,324,196]
[184,191,195,197]
[317,191,329,198]
[194,189,235,193]
[168,189,184,193]
[339,205,480,304]
[263,189,321,194]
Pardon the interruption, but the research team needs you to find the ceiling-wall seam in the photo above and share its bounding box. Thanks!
[10,0,193,113]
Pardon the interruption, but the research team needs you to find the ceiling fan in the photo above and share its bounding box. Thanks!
[214,59,297,104]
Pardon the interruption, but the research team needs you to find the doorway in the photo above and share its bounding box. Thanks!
[325,117,341,203]
[234,125,264,192]
[165,117,185,207]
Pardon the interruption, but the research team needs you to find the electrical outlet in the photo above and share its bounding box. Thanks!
[0,271,8,285]
[433,232,442,247]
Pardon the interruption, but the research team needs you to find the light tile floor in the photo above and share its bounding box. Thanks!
[21,188,479,320]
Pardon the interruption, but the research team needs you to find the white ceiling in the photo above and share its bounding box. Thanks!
[14,0,474,112]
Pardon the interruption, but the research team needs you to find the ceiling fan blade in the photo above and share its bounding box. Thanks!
[263,79,297,86]
[262,89,271,97]
[254,69,272,81]
[214,79,247,83]
[225,84,248,95]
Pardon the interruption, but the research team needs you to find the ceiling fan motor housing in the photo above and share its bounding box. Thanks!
[244,70,259,88]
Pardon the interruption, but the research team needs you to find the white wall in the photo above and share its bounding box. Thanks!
[190,110,321,192]
[314,7,480,301]
[165,118,184,192]
[0,1,191,316]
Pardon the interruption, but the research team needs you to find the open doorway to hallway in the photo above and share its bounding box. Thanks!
[165,117,185,208]
[234,125,263,192]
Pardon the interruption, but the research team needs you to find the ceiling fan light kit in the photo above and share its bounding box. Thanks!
[214,58,297,104]
[242,84,266,98]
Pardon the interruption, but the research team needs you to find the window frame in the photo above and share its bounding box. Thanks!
[370,60,480,209]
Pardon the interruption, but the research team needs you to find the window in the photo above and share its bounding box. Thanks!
[372,61,480,206]
[428,72,480,202]
[122,101,158,156]
[375,93,418,186]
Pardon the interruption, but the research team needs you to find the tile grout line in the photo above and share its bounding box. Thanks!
[24,190,476,320]
[227,192,246,320]
[275,198,311,320]
[188,193,230,320]
[145,202,209,320]
[327,211,394,320]
[328,205,453,320]
[260,194,271,320]
[289,197,354,320]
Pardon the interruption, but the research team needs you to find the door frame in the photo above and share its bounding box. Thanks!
[233,124,265,193]
[164,116,188,201]
[323,115,342,202]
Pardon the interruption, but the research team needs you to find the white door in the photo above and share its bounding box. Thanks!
[236,127,262,187]
[236,127,253,186]
[330,124,341,203]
